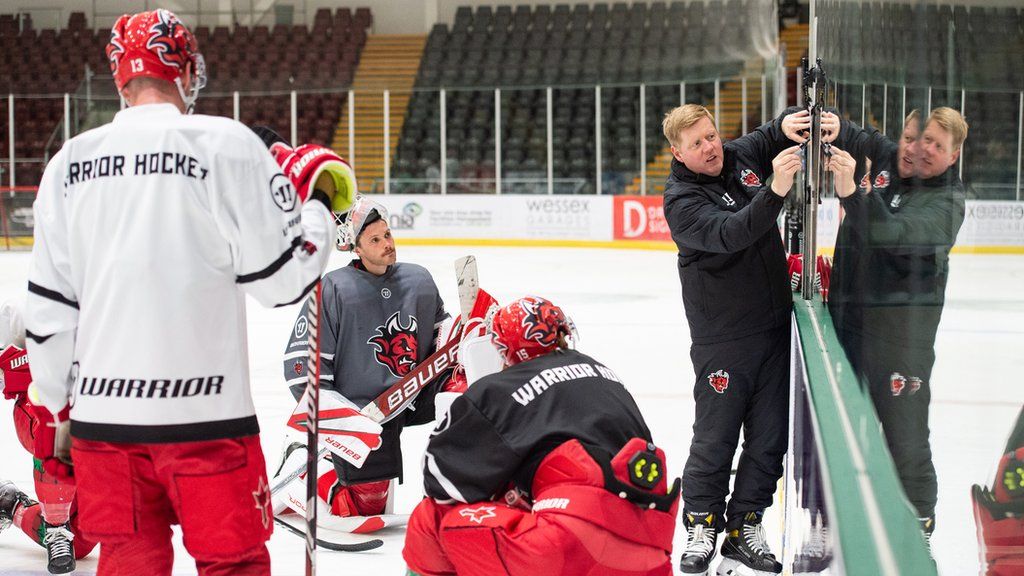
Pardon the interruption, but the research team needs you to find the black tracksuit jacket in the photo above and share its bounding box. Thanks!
[663,118,795,345]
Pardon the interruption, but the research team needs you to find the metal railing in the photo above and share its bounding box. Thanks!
[9,63,1021,200]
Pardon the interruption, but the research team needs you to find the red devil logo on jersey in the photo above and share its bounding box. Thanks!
[859,173,871,189]
[521,298,564,347]
[890,372,907,396]
[708,370,730,394]
[367,312,419,377]
[873,171,891,189]
[740,169,761,187]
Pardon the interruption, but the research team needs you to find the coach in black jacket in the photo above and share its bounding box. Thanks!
[824,108,967,540]
[663,103,804,575]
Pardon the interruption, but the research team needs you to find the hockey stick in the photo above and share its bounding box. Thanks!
[359,256,479,424]
[455,255,479,319]
[359,332,461,423]
[274,516,383,552]
[270,446,329,498]
[304,282,322,575]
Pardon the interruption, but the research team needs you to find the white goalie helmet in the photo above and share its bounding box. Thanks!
[336,195,389,252]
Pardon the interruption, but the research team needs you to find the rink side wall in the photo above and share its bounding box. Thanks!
[3,191,1023,253]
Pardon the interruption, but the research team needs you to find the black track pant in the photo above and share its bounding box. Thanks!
[682,325,790,527]
[839,328,937,518]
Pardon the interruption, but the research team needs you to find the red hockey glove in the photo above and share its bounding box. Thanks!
[272,143,357,214]
[816,255,832,302]
[30,402,74,482]
[0,345,31,400]
[787,254,824,295]
[443,367,468,394]
[787,254,804,292]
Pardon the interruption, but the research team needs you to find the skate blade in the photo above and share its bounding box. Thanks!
[716,557,781,576]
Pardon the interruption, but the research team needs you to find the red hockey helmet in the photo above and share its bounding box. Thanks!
[490,296,575,366]
[106,9,206,111]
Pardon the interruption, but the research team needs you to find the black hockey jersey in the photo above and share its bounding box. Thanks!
[422,349,652,504]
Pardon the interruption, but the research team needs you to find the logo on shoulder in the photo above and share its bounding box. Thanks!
[293,315,308,339]
[270,173,296,212]
[859,173,871,189]
[873,171,891,189]
[740,169,761,187]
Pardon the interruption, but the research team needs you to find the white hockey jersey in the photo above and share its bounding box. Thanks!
[25,103,335,443]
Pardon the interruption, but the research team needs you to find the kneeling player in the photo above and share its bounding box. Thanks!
[403,296,679,576]
[268,139,451,527]
[0,299,97,574]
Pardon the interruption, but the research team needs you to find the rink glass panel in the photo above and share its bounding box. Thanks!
[805,0,1023,575]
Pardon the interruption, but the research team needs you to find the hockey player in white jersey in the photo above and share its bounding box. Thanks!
[23,9,337,575]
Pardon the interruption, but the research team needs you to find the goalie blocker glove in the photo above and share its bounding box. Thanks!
[272,143,358,218]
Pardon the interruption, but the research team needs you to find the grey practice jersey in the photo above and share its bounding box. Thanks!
[283,260,449,482]
[283,261,448,410]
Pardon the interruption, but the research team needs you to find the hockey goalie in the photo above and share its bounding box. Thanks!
[270,276,505,539]
[403,296,680,576]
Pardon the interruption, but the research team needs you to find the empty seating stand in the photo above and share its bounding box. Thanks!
[0,8,372,186]
[817,1,1023,199]
[395,1,740,194]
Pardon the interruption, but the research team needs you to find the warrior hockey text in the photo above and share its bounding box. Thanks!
[511,362,621,407]
[78,375,224,399]
[64,152,209,187]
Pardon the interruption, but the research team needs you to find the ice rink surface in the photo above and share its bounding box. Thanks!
[0,246,1020,575]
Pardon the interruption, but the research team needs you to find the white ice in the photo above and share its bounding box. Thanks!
[0,247,1019,575]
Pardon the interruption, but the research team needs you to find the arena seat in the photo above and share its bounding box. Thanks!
[0,10,372,186]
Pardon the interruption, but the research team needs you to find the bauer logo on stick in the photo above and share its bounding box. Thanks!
[708,370,730,394]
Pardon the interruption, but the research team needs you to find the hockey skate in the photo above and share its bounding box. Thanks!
[679,511,719,575]
[0,479,36,533]
[792,511,832,575]
[717,511,782,576]
[42,521,75,574]
[919,515,935,560]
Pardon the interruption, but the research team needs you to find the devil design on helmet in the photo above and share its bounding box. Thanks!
[490,296,575,366]
[106,9,207,113]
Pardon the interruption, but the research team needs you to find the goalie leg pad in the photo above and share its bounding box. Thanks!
[404,495,673,576]
[327,479,390,517]
[974,448,1024,574]
[404,498,458,576]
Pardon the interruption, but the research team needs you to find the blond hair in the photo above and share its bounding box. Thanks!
[926,107,969,151]
[663,104,716,148]
[904,109,920,129]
